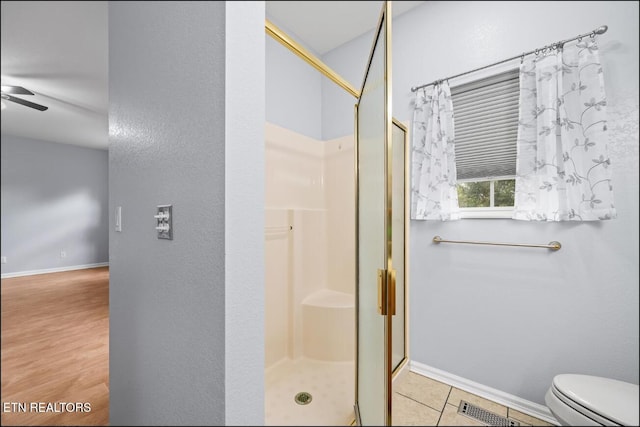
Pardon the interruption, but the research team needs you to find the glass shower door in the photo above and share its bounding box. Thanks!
[391,120,407,374]
[355,2,393,425]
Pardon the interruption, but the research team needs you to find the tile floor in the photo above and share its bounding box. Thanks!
[266,364,556,426]
[392,371,556,426]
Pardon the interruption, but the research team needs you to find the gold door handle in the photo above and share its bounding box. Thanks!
[377,269,396,316]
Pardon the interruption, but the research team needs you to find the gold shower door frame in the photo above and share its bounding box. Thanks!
[354,2,404,424]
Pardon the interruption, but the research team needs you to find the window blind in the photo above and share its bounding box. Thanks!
[451,68,520,180]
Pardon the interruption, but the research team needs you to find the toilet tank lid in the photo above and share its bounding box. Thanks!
[553,374,639,426]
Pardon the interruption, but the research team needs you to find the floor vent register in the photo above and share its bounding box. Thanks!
[457,400,520,426]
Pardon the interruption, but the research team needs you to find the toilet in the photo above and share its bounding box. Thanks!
[545,374,639,426]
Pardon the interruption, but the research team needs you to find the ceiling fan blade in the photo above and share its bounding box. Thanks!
[1,85,34,95]
[2,94,48,111]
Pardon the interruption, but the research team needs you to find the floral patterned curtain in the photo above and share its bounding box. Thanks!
[411,82,460,220]
[513,37,616,221]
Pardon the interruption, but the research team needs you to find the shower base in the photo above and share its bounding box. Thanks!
[265,358,355,426]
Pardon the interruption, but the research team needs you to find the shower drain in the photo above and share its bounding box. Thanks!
[294,392,313,405]
[458,401,520,426]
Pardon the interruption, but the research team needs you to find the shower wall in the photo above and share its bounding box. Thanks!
[265,122,355,370]
[324,137,356,296]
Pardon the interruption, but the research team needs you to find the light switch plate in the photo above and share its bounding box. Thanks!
[1,256,6,264]
[115,206,122,232]
[156,205,173,240]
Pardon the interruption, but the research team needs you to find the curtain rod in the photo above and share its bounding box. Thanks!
[411,25,608,93]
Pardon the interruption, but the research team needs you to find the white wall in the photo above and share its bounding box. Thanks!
[264,123,327,368]
[325,135,356,295]
[264,123,355,295]
[224,2,265,425]
[264,122,356,369]
[265,123,325,209]
[322,1,639,405]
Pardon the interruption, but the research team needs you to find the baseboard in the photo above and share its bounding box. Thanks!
[410,360,559,425]
[1,262,109,279]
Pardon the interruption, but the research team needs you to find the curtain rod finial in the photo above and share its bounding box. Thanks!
[596,25,608,35]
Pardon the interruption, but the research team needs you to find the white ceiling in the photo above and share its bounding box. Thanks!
[0,1,423,150]
[1,1,108,150]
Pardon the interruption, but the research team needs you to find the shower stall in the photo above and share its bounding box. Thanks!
[265,3,407,425]
[264,123,357,426]
[263,120,408,426]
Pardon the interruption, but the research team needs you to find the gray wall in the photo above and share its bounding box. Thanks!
[322,1,639,405]
[320,20,370,140]
[109,1,265,424]
[266,31,323,140]
[1,134,108,276]
[264,16,362,142]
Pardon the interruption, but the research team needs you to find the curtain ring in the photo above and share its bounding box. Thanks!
[590,31,596,39]
[520,53,525,64]
[535,48,539,56]
[578,35,583,42]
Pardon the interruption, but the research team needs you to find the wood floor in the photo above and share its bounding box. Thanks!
[1,267,109,426]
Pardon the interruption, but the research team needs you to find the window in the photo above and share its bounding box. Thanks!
[457,178,515,218]
[451,68,519,218]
